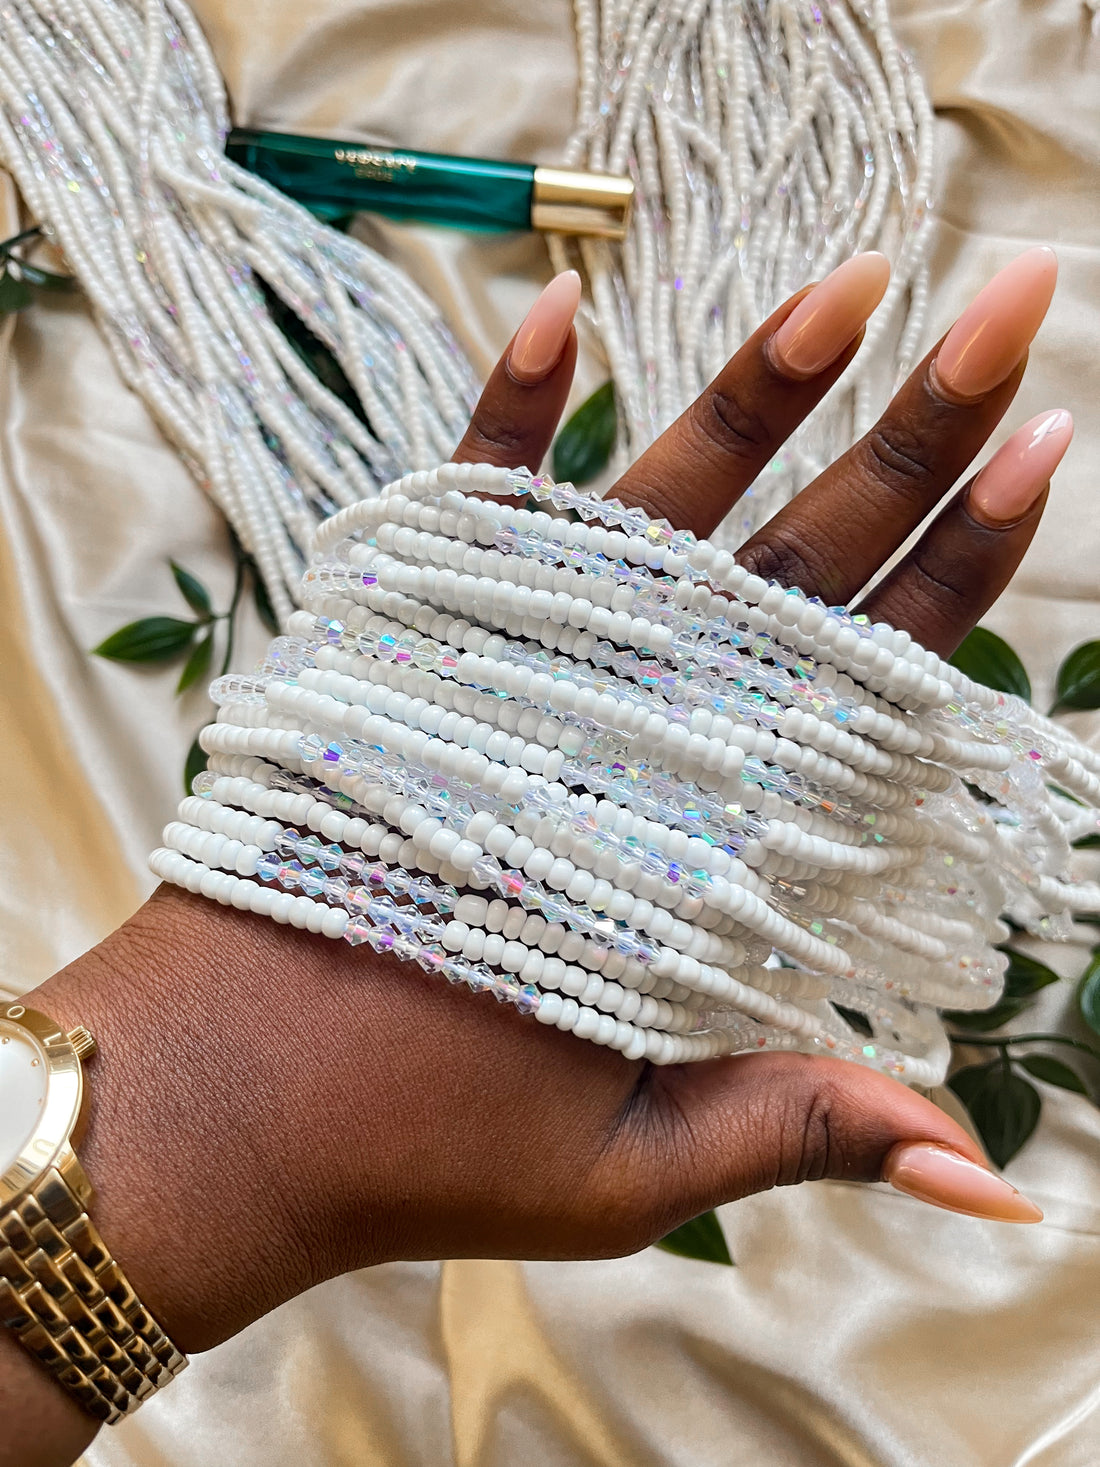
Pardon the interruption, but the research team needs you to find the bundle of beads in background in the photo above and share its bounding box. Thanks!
[151,463,1100,1084]
[0,0,480,624]
[0,0,934,615]
[554,0,934,536]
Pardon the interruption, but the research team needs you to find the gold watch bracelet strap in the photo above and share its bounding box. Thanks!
[0,1166,186,1423]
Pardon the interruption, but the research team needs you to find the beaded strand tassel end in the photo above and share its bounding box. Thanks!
[153,464,1100,1084]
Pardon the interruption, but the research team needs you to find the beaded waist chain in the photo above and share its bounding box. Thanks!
[152,464,1100,1084]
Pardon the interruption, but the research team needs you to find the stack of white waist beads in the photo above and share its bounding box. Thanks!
[151,463,1100,1085]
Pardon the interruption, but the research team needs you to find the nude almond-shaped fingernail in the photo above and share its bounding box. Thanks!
[769,252,891,378]
[968,409,1073,526]
[934,246,1058,401]
[507,270,582,383]
[884,1142,1043,1223]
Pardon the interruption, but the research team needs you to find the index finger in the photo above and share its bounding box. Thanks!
[451,271,580,472]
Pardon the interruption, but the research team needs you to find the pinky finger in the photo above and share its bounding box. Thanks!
[858,410,1073,656]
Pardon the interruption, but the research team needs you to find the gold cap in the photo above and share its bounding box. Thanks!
[531,167,634,241]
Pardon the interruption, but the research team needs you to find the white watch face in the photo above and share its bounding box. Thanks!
[0,1020,49,1176]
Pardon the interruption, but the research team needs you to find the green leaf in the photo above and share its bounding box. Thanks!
[1019,1054,1088,1094]
[943,997,1030,1032]
[15,262,77,292]
[183,733,208,794]
[1001,949,1060,1000]
[1051,641,1100,715]
[1078,952,1100,1039]
[92,616,197,664]
[655,1210,733,1266]
[948,626,1031,703]
[1072,834,1100,850]
[252,568,281,635]
[0,225,42,258]
[948,1062,1041,1168]
[552,380,617,487]
[170,560,213,618]
[946,1060,999,1107]
[176,629,214,693]
[0,268,32,315]
[256,277,368,428]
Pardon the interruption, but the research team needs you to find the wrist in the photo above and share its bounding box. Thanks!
[26,885,339,1354]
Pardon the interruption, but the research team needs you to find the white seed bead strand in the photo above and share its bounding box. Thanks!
[155,464,1100,1085]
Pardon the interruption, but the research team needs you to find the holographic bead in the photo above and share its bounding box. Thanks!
[416,943,447,973]
[345,919,374,947]
[465,964,494,993]
[470,854,503,885]
[516,985,541,1015]
[298,868,327,898]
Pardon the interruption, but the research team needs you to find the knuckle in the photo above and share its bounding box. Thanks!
[860,421,938,493]
[873,550,976,649]
[688,384,772,466]
[762,1060,847,1189]
[904,548,972,614]
[786,1085,837,1186]
[456,410,533,468]
[738,523,837,596]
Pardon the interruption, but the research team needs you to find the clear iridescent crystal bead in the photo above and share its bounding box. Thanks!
[298,868,327,898]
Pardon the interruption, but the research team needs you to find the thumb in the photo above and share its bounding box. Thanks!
[645,1052,1043,1227]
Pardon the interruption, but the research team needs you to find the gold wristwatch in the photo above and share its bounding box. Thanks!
[0,1002,187,1423]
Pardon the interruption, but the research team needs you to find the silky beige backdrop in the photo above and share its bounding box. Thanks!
[2,1,1098,1463]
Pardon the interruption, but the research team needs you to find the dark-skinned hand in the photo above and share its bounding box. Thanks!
[8,246,1068,1467]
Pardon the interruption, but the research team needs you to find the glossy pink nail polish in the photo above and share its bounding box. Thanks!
[969,409,1073,525]
[507,271,582,383]
[769,252,891,379]
[933,247,1058,401]
[884,1142,1043,1223]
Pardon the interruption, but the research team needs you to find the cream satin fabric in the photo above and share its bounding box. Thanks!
[1,0,1097,1462]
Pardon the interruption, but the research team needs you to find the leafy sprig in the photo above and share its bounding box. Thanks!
[92,531,279,790]
[552,380,617,486]
[655,1210,734,1266]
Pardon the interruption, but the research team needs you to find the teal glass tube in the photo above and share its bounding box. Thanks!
[226,129,535,231]
[225,129,633,239]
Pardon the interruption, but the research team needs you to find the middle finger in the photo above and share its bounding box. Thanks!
[608,251,891,536]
